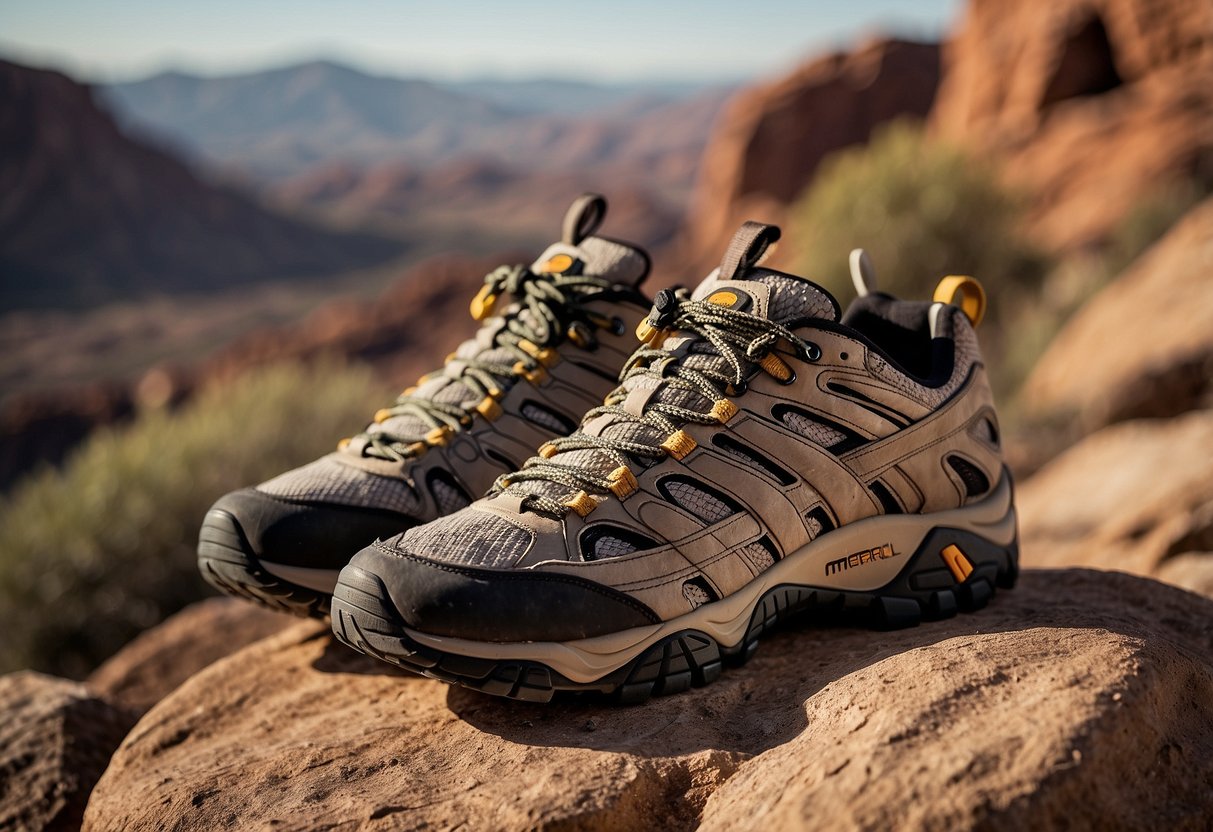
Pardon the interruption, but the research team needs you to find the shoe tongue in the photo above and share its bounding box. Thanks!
[688,219,839,325]
[690,267,840,325]
[529,234,648,288]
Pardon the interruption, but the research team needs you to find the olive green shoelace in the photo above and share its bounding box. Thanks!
[358,264,617,462]
[502,289,819,516]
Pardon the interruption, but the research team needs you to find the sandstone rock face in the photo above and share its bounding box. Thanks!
[83,571,1213,831]
[87,597,293,714]
[0,671,137,831]
[1022,197,1213,427]
[0,59,401,311]
[683,39,940,275]
[931,0,1213,251]
[1018,411,1213,595]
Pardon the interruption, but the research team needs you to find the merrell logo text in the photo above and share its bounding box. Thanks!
[825,543,902,576]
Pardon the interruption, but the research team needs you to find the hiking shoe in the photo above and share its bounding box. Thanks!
[198,194,653,617]
[330,221,1019,702]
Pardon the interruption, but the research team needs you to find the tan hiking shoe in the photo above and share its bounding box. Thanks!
[198,194,653,617]
[332,221,1018,702]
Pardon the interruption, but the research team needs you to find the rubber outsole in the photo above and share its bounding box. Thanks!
[330,525,1019,704]
[198,509,331,619]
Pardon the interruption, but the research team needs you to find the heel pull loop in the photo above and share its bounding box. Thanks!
[933,275,987,328]
[562,193,608,245]
[718,221,781,281]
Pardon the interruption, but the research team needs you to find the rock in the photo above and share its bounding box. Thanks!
[0,671,138,832]
[682,39,940,276]
[1018,411,1213,589]
[87,597,294,714]
[1022,197,1213,427]
[83,570,1213,831]
[931,0,1213,251]
[699,576,1213,831]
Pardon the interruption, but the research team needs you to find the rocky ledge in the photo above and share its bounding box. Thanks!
[78,569,1212,831]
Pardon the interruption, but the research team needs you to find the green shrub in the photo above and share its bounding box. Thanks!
[0,360,388,677]
[788,120,1048,322]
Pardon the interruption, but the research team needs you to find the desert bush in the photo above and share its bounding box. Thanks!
[788,120,1049,323]
[0,360,387,677]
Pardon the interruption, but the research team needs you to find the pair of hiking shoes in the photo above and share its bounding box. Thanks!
[199,194,1018,704]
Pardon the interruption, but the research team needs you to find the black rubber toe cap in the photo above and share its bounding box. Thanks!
[346,543,661,642]
[210,488,417,571]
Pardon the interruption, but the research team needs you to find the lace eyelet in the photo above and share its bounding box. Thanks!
[567,321,598,350]
[778,368,797,386]
[802,342,823,362]
[609,316,625,336]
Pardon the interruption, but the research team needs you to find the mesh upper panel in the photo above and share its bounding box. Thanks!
[521,402,570,433]
[971,416,999,445]
[392,507,534,569]
[257,456,422,515]
[592,535,642,559]
[780,411,848,447]
[683,582,711,607]
[805,514,824,538]
[740,541,775,572]
[753,273,837,322]
[664,481,735,523]
[715,439,768,470]
[430,477,471,515]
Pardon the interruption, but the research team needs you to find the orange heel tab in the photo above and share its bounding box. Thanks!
[933,275,986,328]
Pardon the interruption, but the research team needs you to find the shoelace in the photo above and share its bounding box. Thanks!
[356,264,618,462]
[501,289,821,516]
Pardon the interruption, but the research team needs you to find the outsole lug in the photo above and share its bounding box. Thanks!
[197,510,331,619]
[875,596,923,629]
[928,589,959,620]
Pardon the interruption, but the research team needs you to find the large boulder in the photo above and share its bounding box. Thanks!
[1021,196,1213,428]
[931,0,1213,251]
[83,571,1213,831]
[87,597,293,713]
[1018,410,1213,598]
[681,39,940,276]
[0,671,138,831]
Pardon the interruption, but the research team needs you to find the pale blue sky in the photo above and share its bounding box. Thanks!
[0,0,960,83]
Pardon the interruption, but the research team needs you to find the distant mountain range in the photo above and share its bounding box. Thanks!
[0,60,404,310]
[99,60,733,184]
[445,77,709,116]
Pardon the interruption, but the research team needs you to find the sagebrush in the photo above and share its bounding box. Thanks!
[0,360,387,677]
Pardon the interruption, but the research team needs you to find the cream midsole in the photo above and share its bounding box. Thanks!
[261,561,341,594]
[404,477,1016,685]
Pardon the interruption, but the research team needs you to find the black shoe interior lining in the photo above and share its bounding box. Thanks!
[840,293,951,386]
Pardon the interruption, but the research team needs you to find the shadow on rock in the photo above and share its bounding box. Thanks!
[446,568,1213,756]
[311,631,417,679]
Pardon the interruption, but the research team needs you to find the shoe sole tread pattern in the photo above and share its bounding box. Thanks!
[198,509,331,619]
[331,525,1019,705]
